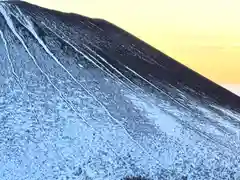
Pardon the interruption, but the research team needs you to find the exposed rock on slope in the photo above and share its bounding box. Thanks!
[0,1,240,179]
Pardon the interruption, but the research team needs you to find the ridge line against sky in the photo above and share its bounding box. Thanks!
[14,0,240,85]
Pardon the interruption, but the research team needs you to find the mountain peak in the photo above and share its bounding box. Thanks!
[0,1,240,179]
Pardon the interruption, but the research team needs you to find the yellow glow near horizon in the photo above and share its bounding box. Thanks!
[24,0,240,84]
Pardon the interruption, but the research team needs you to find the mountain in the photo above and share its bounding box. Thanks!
[0,1,240,180]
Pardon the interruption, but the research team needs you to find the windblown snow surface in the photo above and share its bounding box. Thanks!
[0,2,240,180]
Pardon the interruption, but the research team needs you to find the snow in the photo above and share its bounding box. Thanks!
[0,2,240,180]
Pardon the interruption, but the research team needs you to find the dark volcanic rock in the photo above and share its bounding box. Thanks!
[0,1,240,180]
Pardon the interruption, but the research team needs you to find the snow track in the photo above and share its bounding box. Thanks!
[0,5,139,176]
[1,2,240,180]
[9,7,166,169]
[0,30,23,89]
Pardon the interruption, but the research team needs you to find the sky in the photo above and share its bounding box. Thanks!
[24,0,240,94]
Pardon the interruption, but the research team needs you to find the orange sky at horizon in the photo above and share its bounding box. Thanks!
[24,0,240,84]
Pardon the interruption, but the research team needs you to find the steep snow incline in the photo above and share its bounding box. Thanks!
[0,2,240,180]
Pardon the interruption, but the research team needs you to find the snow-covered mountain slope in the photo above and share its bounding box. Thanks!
[0,1,240,180]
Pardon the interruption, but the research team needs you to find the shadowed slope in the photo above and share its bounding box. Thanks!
[0,1,240,180]
[10,1,240,111]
